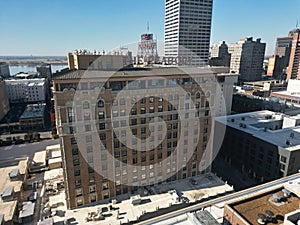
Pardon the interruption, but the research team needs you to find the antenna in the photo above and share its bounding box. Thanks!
[297,19,299,28]
[147,21,150,33]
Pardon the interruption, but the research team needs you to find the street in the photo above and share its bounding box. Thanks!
[0,139,59,160]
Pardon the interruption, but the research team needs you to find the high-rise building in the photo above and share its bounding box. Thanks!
[287,29,300,80]
[0,78,10,121]
[228,37,266,81]
[37,64,52,79]
[164,0,213,66]
[268,28,300,79]
[0,62,10,78]
[209,41,231,67]
[53,66,237,209]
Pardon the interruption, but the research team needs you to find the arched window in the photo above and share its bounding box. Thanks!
[98,100,104,107]
[195,92,201,99]
[185,93,191,100]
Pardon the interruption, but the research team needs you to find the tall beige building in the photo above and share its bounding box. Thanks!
[0,78,10,121]
[53,66,237,209]
[228,37,266,81]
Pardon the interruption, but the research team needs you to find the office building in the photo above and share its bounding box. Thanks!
[266,55,285,79]
[209,41,231,67]
[68,49,132,70]
[0,62,10,78]
[53,66,237,209]
[5,78,47,103]
[215,110,300,184]
[287,29,300,80]
[0,78,10,121]
[228,37,266,81]
[164,0,213,66]
[37,64,52,79]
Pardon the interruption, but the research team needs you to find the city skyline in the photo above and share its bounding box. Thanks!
[0,0,299,56]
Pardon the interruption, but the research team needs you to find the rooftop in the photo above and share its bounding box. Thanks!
[53,67,233,80]
[216,110,300,150]
[19,104,46,120]
[230,188,300,225]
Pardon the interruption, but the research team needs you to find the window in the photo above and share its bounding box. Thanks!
[87,146,93,153]
[88,167,94,173]
[71,137,77,145]
[75,188,82,197]
[84,112,91,121]
[149,107,154,113]
[83,101,90,109]
[85,124,91,132]
[141,118,146,124]
[120,98,125,105]
[132,129,137,135]
[149,96,154,103]
[120,120,126,127]
[100,133,106,140]
[158,105,163,112]
[195,92,201,99]
[141,108,146,114]
[89,185,96,193]
[113,99,118,106]
[73,159,80,166]
[114,141,120,148]
[120,109,126,116]
[185,93,190,100]
[74,169,80,176]
[86,135,92,142]
[113,110,118,117]
[72,148,79,155]
[99,123,105,130]
[75,180,81,186]
[98,111,105,119]
[131,119,137,125]
[98,100,104,107]
[280,156,287,163]
[131,108,137,115]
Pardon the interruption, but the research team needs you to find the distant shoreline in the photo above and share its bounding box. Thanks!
[0,56,68,67]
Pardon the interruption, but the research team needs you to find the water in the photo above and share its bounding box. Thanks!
[9,65,68,76]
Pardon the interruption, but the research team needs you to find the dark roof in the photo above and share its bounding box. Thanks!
[53,67,230,81]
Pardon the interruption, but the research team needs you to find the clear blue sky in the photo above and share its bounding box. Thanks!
[0,0,299,56]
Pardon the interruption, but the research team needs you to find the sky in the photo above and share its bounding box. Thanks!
[0,0,299,56]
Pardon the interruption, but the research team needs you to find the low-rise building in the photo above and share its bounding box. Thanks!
[271,79,300,106]
[19,104,46,130]
[0,158,29,225]
[215,110,300,183]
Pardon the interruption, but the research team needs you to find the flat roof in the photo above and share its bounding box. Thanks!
[19,202,35,218]
[53,67,235,80]
[1,186,13,198]
[195,211,220,225]
[20,104,46,119]
[230,187,299,225]
[216,110,300,150]
[32,151,46,167]
[44,168,63,181]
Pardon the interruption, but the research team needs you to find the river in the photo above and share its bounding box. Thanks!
[9,65,68,76]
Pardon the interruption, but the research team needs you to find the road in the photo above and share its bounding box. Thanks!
[138,172,300,225]
[0,139,59,161]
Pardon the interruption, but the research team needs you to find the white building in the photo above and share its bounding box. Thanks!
[5,78,47,103]
[164,0,213,66]
[228,37,266,81]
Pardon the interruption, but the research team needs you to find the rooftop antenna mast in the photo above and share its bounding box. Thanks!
[147,21,150,33]
[296,19,299,28]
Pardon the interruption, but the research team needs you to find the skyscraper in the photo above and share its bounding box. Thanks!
[164,0,213,66]
[228,37,266,81]
[286,29,300,80]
